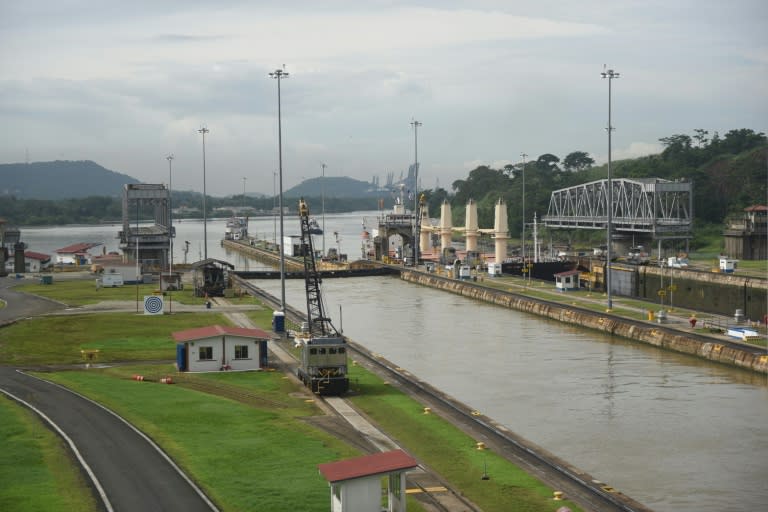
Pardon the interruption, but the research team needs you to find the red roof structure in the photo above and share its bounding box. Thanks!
[55,242,102,254]
[744,205,768,212]
[318,450,418,483]
[24,251,51,261]
[172,325,271,342]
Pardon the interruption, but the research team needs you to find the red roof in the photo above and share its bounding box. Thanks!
[318,450,418,483]
[24,251,51,261]
[554,269,580,277]
[172,325,271,342]
[55,242,102,254]
[744,205,767,212]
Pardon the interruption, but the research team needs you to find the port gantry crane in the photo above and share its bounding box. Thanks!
[296,198,349,394]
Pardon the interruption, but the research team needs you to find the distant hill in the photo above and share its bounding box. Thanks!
[0,160,140,199]
[285,176,389,198]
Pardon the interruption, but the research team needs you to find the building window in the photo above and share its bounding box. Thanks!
[234,345,249,359]
[198,346,213,360]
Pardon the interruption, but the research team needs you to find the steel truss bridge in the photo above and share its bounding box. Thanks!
[543,178,692,239]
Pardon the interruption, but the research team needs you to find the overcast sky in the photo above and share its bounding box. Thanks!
[1,1,766,196]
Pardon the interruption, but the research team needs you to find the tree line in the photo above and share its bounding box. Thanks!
[1,129,764,243]
[419,128,767,241]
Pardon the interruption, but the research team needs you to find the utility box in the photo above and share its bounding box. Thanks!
[272,311,285,333]
[719,257,738,273]
[101,272,124,287]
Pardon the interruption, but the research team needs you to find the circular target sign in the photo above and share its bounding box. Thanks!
[144,295,164,315]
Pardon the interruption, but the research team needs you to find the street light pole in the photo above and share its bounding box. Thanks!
[272,171,277,247]
[411,119,422,265]
[242,177,247,212]
[198,126,209,260]
[520,152,528,262]
[269,67,289,313]
[321,163,326,256]
[166,154,174,313]
[601,66,620,311]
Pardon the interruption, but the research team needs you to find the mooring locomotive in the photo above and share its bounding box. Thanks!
[295,198,349,395]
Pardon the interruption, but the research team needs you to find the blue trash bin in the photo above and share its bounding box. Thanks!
[272,311,285,333]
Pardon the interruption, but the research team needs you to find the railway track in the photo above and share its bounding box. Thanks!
[234,276,649,511]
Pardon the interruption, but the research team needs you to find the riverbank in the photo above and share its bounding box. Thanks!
[400,269,768,374]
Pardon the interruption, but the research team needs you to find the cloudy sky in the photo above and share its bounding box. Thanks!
[1,1,766,196]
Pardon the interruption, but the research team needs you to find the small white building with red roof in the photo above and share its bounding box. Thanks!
[171,324,272,372]
[318,449,419,512]
[554,269,581,291]
[23,251,52,272]
[55,242,102,265]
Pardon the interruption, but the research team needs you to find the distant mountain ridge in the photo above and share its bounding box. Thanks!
[0,160,140,199]
[285,176,390,198]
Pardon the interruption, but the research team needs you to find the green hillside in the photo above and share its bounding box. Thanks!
[443,129,767,231]
[0,160,140,199]
[285,176,385,198]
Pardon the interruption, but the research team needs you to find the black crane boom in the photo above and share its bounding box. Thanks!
[298,198,337,337]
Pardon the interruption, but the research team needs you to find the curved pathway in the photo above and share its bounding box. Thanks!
[0,276,64,325]
[0,277,218,511]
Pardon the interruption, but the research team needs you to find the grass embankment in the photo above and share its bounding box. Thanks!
[0,396,98,512]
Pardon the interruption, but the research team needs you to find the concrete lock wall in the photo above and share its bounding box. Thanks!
[635,266,767,321]
[399,270,768,374]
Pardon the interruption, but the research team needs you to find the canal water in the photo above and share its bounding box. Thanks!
[17,210,378,269]
[253,275,768,512]
[17,213,768,512]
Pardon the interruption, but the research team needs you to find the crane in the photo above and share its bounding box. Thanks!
[296,198,349,394]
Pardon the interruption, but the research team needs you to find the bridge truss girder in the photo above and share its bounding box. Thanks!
[543,178,692,239]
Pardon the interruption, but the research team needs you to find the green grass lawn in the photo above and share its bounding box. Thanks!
[0,395,98,512]
[0,312,232,365]
[39,368,363,512]
[35,362,580,512]
[15,279,263,307]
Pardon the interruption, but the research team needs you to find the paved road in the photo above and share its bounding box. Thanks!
[0,275,64,325]
[0,276,218,512]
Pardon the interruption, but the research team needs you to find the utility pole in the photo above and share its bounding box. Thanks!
[411,119,422,265]
[198,126,210,260]
[166,154,174,313]
[520,152,528,262]
[321,162,327,256]
[601,66,620,311]
[269,67,289,313]
[242,177,247,212]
